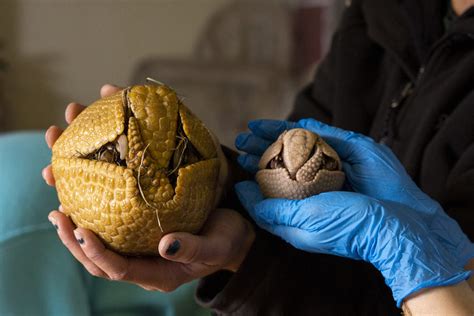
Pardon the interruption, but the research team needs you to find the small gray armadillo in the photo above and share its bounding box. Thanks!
[256,128,345,200]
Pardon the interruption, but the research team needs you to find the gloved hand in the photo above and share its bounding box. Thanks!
[235,118,474,306]
[235,181,470,307]
[235,119,474,268]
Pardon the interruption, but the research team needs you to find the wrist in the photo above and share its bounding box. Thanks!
[402,281,474,315]
[372,231,470,306]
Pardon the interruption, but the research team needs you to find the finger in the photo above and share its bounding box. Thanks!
[73,227,131,281]
[237,154,260,174]
[267,224,312,249]
[298,119,371,162]
[42,165,55,186]
[253,192,356,229]
[158,209,252,269]
[339,161,376,192]
[158,232,222,265]
[235,133,272,155]
[234,181,265,219]
[48,211,107,278]
[252,198,302,227]
[45,125,63,149]
[341,161,359,185]
[267,224,342,257]
[341,162,355,191]
[298,118,357,141]
[65,103,86,124]
[75,228,192,291]
[248,119,299,141]
[100,84,122,98]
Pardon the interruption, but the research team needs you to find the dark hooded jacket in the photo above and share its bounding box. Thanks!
[195,0,474,314]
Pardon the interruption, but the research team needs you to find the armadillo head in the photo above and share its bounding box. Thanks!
[52,85,220,255]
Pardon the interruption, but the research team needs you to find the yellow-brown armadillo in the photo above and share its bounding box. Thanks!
[256,128,345,200]
[52,85,220,256]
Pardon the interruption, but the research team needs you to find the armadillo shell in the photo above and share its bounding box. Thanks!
[52,85,220,255]
[256,128,345,200]
[256,168,345,200]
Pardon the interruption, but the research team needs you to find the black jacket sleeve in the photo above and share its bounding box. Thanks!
[420,91,474,241]
[445,142,474,240]
[196,227,399,316]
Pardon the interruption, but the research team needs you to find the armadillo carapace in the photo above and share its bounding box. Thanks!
[52,85,220,255]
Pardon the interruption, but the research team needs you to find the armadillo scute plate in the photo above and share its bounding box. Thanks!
[52,85,220,255]
[256,128,345,200]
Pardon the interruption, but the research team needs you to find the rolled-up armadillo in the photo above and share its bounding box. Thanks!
[52,84,220,256]
[256,128,345,200]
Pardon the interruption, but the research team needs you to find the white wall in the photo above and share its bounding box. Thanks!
[0,0,231,130]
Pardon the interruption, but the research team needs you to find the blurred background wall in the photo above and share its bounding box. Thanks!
[0,0,344,146]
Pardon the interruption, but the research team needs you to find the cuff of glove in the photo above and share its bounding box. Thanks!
[396,270,472,308]
[195,228,279,313]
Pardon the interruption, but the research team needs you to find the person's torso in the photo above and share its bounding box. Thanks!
[325,0,474,206]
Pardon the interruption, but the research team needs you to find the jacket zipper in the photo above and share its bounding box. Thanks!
[379,31,474,145]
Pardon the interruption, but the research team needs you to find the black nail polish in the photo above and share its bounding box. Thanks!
[166,240,180,256]
[77,238,85,245]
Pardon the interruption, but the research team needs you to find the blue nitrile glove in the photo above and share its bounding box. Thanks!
[235,181,470,307]
[236,119,474,301]
[235,119,474,268]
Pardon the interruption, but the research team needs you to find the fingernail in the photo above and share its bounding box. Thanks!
[74,230,85,245]
[166,240,180,256]
[58,205,64,212]
[48,216,59,230]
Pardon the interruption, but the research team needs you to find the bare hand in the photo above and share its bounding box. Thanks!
[43,84,255,291]
[48,207,254,291]
[42,84,120,186]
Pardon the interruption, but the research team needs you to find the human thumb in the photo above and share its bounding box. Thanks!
[158,232,227,266]
[100,84,122,98]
